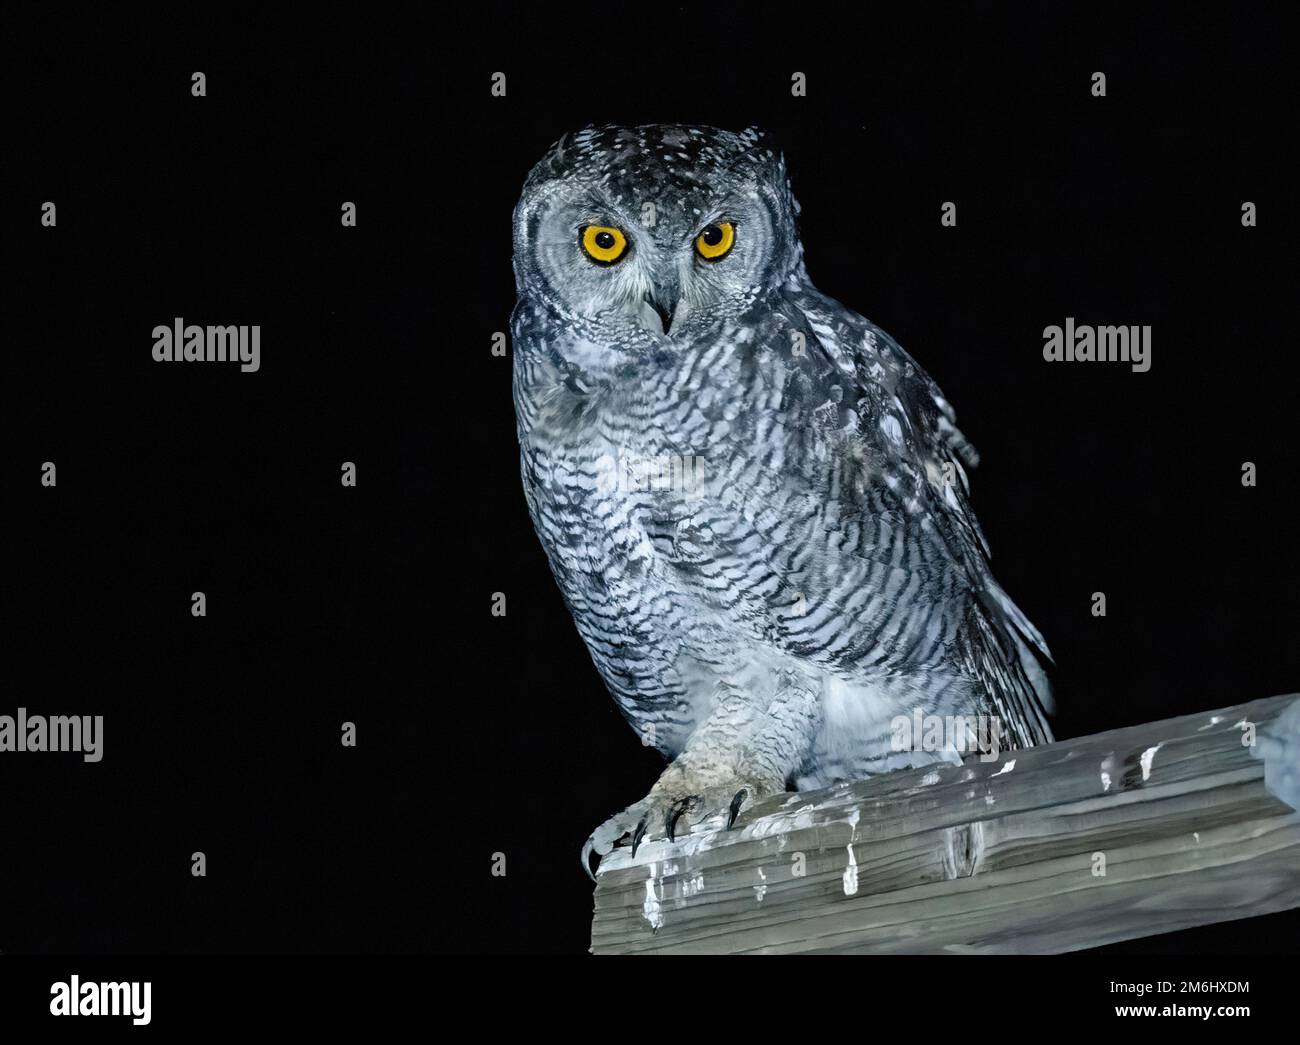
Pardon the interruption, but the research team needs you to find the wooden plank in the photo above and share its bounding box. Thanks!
[590,693,1300,954]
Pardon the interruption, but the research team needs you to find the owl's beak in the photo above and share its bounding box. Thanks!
[643,286,678,335]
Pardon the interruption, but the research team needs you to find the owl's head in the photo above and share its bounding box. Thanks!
[512,125,803,354]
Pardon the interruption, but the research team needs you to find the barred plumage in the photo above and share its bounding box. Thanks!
[510,125,1053,872]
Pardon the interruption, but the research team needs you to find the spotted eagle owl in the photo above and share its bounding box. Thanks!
[510,125,1053,876]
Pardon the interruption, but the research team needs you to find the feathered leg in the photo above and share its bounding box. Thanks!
[582,670,821,877]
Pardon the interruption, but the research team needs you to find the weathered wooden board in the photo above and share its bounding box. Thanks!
[591,694,1300,954]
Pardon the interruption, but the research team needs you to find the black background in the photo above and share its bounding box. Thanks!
[2,4,1297,956]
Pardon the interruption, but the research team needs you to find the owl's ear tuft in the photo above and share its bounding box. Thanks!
[743,128,790,176]
[533,129,582,185]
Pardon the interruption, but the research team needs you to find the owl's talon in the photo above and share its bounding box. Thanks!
[582,777,782,878]
[727,788,749,829]
[581,802,655,881]
[630,815,650,857]
[665,796,697,841]
[581,839,599,882]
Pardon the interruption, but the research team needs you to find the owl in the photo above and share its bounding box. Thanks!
[510,125,1053,877]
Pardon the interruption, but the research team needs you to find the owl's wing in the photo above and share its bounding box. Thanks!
[788,289,1054,747]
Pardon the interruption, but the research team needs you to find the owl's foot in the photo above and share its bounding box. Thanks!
[581,768,781,879]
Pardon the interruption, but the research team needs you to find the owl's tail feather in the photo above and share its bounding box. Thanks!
[987,578,1053,666]
[973,579,1056,747]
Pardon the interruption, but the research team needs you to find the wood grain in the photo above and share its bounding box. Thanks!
[591,694,1300,954]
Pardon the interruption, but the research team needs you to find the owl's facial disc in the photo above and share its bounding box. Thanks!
[570,219,741,336]
[514,126,803,358]
[572,220,678,333]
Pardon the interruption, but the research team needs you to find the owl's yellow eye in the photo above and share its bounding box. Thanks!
[695,221,735,260]
[580,225,629,265]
